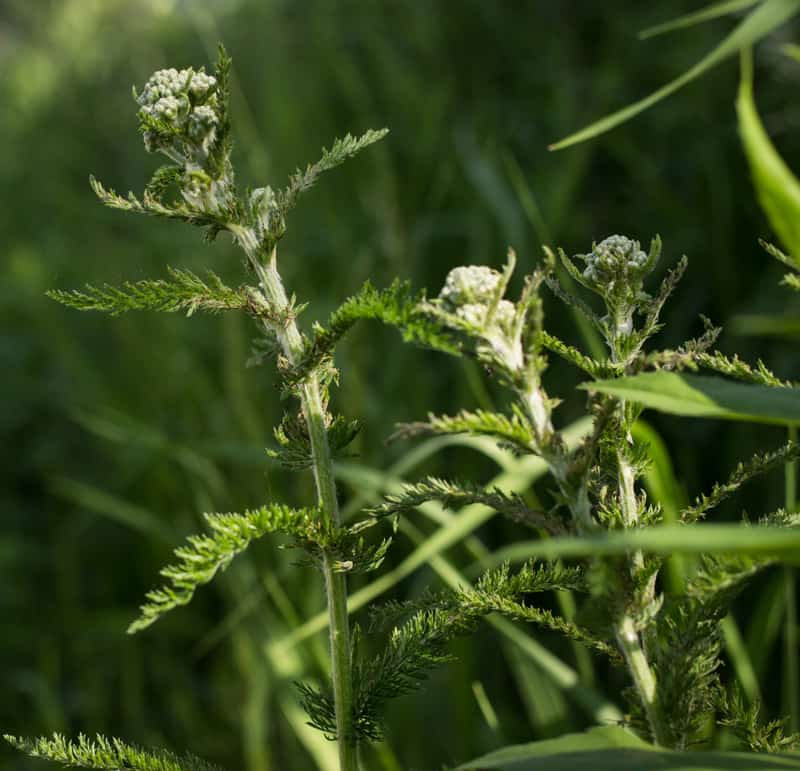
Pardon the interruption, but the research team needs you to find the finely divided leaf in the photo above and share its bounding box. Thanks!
[368,476,566,534]
[4,734,224,771]
[285,279,457,388]
[129,504,317,633]
[347,561,604,741]
[278,128,389,214]
[47,268,248,317]
[393,409,534,453]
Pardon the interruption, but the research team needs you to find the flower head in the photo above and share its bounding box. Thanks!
[136,67,219,161]
[582,235,650,285]
[439,266,504,309]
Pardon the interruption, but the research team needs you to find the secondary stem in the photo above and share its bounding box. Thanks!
[235,227,357,771]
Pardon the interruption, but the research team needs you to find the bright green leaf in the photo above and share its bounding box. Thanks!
[737,47,800,257]
[456,725,800,770]
[580,372,800,425]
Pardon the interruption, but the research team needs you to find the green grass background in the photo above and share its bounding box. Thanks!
[2,1,800,769]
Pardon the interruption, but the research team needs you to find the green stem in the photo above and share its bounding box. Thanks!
[235,227,357,771]
[615,615,662,744]
[615,397,661,744]
[786,425,798,732]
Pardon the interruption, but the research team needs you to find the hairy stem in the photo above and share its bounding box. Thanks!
[234,227,357,770]
[615,395,661,743]
[615,615,662,744]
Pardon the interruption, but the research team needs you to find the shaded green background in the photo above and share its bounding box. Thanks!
[2,1,800,769]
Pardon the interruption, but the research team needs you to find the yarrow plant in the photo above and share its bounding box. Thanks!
[9,46,800,771]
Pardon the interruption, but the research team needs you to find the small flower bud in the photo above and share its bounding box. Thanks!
[136,66,220,164]
[439,265,504,308]
[582,235,649,285]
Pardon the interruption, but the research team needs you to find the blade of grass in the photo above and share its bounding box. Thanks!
[738,46,800,257]
[721,615,761,704]
[501,149,606,361]
[639,0,759,40]
[631,420,688,591]
[50,476,173,542]
[728,314,800,338]
[582,372,800,425]
[549,0,800,151]
[480,525,800,564]
[746,571,787,679]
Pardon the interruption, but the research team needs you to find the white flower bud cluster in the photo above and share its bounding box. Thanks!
[439,265,503,307]
[137,67,219,158]
[438,265,516,329]
[582,235,648,283]
[437,265,522,369]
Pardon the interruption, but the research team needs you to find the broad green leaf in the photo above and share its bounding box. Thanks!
[639,0,759,40]
[737,48,800,258]
[479,524,800,566]
[456,725,800,770]
[580,372,800,425]
[550,0,800,151]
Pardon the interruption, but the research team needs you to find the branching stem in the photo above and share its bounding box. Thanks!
[234,226,357,771]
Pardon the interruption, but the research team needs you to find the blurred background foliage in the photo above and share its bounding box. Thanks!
[2,1,800,769]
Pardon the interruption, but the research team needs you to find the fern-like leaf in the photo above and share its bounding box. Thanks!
[90,176,228,230]
[277,129,389,215]
[651,553,771,749]
[129,504,317,633]
[682,440,800,523]
[47,268,248,317]
[4,734,223,771]
[696,350,793,387]
[719,687,800,752]
[540,332,614,379]
[346,560,604,740]
[368,476,566,534]
[267,413,361,470]
[284,279,457,389]
[392,409,534,454]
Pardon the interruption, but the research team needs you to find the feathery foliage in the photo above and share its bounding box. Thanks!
[46,268,248,317]
[299,560,600,742]
[268,413,361,470]
[277,129,389,215]
[720,689,800,753]
[129,504,319,633]
[4,734,223,771]
[284,279,458,390]
[681,441,800,523]
[392,409,535,454]
[368,476,567,534]
[650,553,772,749]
